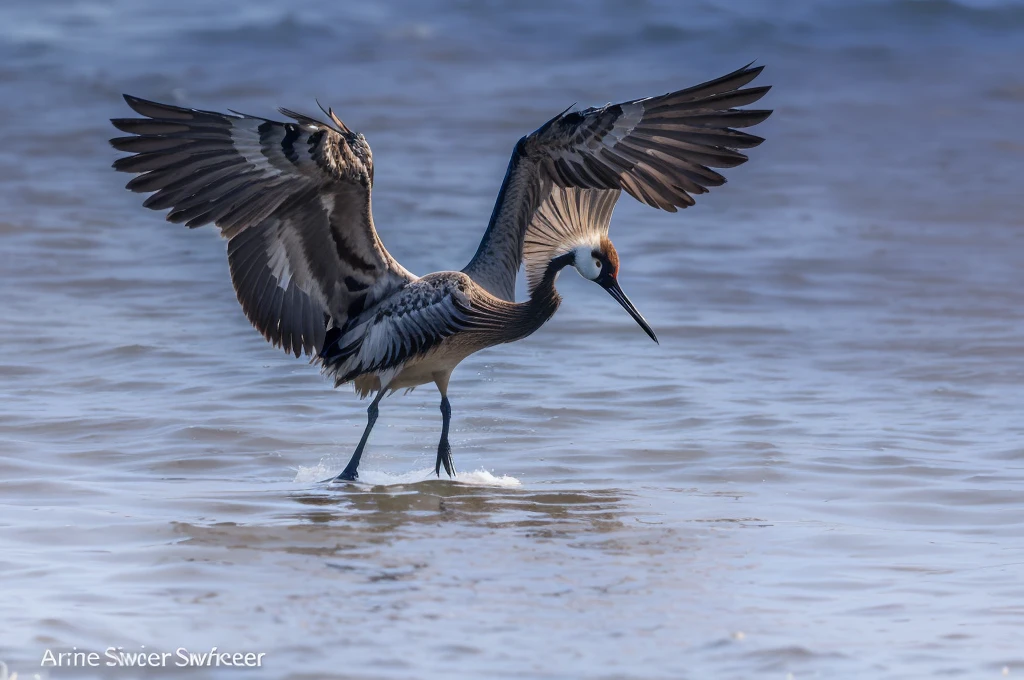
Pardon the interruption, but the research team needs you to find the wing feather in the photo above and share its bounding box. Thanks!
[464,63,772,300]
[111,95,414,358]
[319,273,505,388]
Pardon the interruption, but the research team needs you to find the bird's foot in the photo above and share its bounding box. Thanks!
[434,440,456,479]
[331,468,358,483]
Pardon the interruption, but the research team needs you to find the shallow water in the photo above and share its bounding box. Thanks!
[1,0,1023,677]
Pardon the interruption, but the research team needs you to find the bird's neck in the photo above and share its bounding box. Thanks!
[532,251,574,300]
[510,252,572,340]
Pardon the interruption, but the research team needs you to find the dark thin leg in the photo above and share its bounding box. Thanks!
[435,396,456,478]
[334,390,387,482]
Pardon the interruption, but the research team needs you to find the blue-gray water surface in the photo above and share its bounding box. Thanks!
[1,1,1023,678]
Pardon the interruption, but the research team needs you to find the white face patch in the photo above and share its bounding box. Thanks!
[572,245,603,281]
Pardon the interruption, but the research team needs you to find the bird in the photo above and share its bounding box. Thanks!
[109,63,772,482]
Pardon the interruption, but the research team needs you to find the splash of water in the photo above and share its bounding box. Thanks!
[292,461,521,487]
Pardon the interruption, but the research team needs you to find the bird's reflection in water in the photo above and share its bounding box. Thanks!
[290,482,628,537]
[172,483,632,562]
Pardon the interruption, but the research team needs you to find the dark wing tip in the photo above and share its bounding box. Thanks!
[742,132,767,148]
[122,93,153,110]
[736,84,772,103]
[733,109,774,127]
[120,94,199,121]
[278,106,326,128]
[533,101,578,137]
[314,99,351,134]
[108,118,137,134]
[731,61,764,79]
[715,61,766,85]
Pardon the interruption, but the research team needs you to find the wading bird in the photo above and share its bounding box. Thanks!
[110,64,771,481]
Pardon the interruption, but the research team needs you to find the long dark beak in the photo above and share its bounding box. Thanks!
[601,279,659,344]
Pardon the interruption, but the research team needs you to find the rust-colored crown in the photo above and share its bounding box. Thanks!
[599,235,620,278]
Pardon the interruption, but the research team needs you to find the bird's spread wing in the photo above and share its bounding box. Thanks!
[111,97,414,357]
[463,63,772,300]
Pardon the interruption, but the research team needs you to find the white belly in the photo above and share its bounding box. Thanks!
[353,340,480,396]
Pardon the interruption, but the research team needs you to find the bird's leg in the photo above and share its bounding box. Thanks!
[432,371,456,479]
[435,396,456,478]
[335,388,387,482]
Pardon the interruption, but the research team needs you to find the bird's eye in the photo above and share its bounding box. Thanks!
[594,259,602,270]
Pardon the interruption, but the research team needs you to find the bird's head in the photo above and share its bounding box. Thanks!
[571,236,658,344]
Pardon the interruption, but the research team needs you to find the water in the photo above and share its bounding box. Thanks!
[1,0,1023,677]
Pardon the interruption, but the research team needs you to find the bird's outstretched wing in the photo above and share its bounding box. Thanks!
[463,64,772,300]
[110,97,414,357]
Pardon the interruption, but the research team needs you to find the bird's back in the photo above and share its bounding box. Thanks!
[319,270,560,395]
